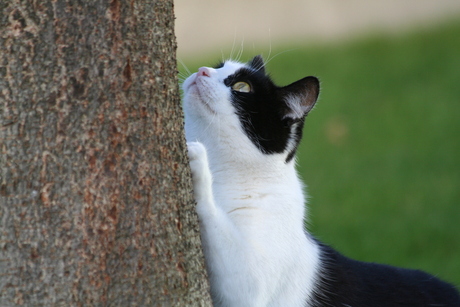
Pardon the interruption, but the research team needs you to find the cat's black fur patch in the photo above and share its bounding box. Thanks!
[311,242,460,307]
[248,55,265,74]
[224,56,318,162]
[214,61,225,69]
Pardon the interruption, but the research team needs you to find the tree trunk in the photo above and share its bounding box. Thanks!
[0,0,212,306]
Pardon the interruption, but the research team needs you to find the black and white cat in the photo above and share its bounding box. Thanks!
[183,55,460,307]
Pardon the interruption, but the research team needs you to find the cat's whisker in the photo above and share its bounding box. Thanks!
[236,37,245,63]
[264,48,299,68]
[178,74,190,85]
[221,49,226,63]
[267,28,273,64]
[177,58,192,79]
[178,71,189,79]
[230,28,238,61]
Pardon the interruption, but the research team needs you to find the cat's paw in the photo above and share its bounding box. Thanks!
[187,141,207,164]
[187,142,214,215]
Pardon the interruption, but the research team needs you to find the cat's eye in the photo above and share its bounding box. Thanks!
[232,81,251,93]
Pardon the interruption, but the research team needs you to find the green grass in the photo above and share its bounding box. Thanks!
[179,20,460,286]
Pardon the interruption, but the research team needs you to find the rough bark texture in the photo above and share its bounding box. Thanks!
[0,0,212,306]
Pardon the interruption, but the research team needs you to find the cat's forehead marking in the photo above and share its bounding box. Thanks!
[215,60,250,79]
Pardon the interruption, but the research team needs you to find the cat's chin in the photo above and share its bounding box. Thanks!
[184,91,216,115]
[183,79,196,92]
[183,78,197,95]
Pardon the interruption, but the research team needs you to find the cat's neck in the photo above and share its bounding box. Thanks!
[209,151,309,237]
[208,150,297,185]
[207,147,306,209]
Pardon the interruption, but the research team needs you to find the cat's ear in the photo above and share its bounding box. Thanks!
[248,55,265,74]
[281,76,319,119]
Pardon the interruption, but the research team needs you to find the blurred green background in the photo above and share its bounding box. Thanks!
[178,20,460,286]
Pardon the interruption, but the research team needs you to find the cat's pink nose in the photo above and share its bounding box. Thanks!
[197,67,211,77]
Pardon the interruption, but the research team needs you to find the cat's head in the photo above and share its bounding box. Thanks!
[183,55,319,164]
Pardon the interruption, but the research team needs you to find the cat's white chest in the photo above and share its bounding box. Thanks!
[187,142,320,306]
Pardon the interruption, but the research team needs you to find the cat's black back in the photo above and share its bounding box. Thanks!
[311,243,460,307]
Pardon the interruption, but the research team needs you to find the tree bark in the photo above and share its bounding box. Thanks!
[0,0,212,306]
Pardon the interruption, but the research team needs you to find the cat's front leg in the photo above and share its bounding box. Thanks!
[187,142,256,305]
[187,141,216,217]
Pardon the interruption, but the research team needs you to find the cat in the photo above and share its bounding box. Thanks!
[183,55,460,307]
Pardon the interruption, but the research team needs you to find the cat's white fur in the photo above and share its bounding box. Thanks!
[183,61,321,306]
